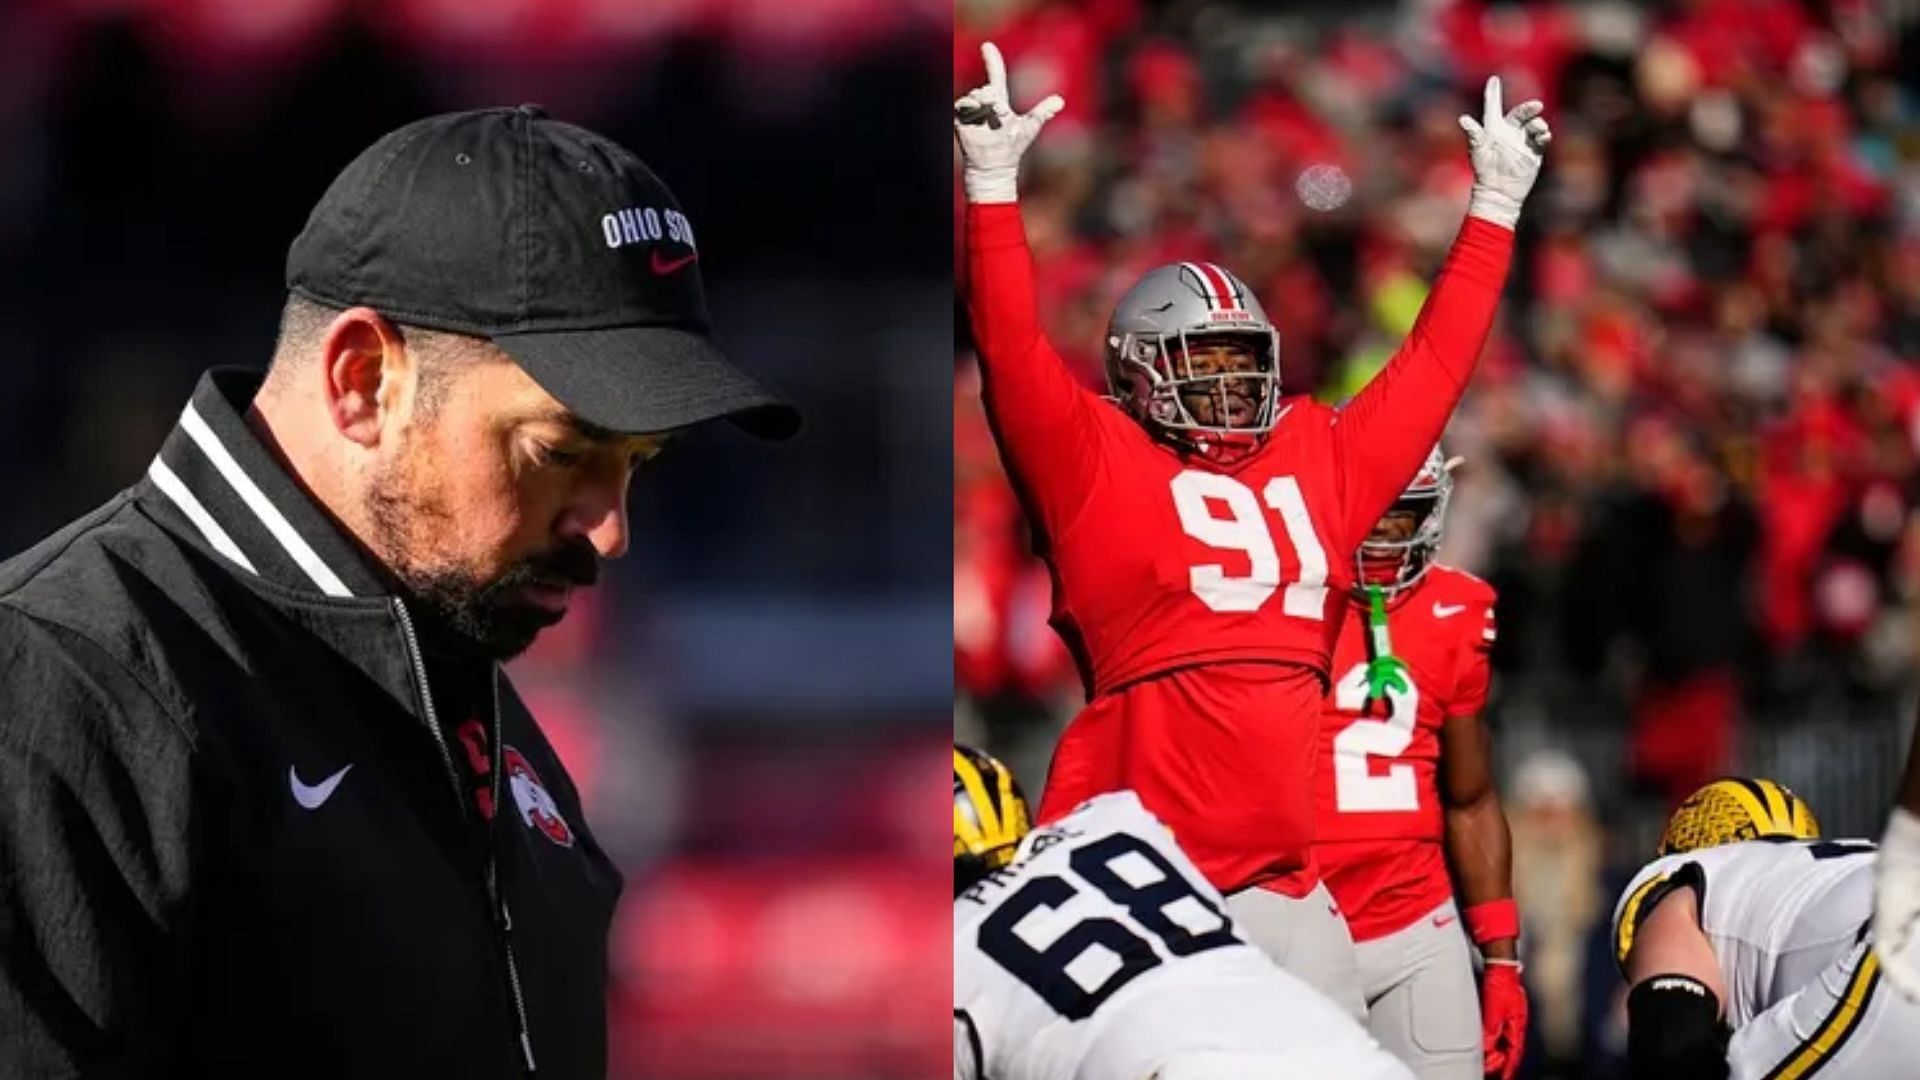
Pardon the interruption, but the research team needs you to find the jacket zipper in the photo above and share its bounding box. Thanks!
[392,598,539,1076]
[487,669,538,1075]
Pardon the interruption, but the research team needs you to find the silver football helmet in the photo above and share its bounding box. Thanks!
[1105,261,1281,456]
[1356,447,1460,598]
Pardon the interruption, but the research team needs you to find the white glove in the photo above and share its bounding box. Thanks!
[1458,76,1552,230]
[953,42,1064,205]
[1876,806,1920,998]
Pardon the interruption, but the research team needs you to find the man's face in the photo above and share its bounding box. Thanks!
[1174,338,1265,428]
[1357,508,1421,585]
[364,347,668,659]
[1367,509,1421,546]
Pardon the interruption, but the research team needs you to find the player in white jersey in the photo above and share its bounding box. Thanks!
[1873,688,1920,999]
[1612,777,1920,1078]
[953,745,1413,1080]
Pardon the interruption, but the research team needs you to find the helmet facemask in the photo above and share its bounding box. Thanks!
[1354,451,1457,599]
[1108,327,1281,461]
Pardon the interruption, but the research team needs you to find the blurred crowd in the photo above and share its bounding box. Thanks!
[955,1,1919,1076]
[2,2,949,1076]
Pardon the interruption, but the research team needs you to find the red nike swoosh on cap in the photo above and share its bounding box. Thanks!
[650,249,698,274]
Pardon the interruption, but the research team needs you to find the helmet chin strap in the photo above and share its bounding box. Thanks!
[1183,429,1263,465]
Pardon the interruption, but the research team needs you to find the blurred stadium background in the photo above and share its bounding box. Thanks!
[0,0,949,1076]
[953,0,1920,1076]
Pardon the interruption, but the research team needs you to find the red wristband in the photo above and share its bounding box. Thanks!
[1465,899,1520,946]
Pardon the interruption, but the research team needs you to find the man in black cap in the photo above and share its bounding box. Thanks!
[0,106,795,1078]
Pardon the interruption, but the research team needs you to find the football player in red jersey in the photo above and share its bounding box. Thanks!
[1312,449,1526,1078]
[955,42,1550,1014]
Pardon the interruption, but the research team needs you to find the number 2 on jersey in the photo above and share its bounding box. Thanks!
[1169,471,1329,619]
[1331,662,1421,813]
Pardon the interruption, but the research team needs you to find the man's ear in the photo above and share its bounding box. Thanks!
[320,307,411,448]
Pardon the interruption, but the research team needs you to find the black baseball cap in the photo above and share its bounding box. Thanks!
[287,105,799,440]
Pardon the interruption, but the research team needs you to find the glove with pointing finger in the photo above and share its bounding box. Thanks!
[1458,76,1552,230]
[954,42,1065,205]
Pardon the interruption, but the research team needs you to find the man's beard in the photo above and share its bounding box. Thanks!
[364,460,600,661]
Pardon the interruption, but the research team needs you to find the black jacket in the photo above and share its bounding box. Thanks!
[0,370,622,1078]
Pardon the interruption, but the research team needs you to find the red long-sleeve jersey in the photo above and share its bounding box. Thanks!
[967,203,1512,893]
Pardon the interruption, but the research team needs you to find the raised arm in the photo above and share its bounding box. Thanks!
[957,43,1104,537]
[1334,78,1550,544]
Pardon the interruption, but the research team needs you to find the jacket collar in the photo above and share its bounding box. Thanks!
[141,368,391,601]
